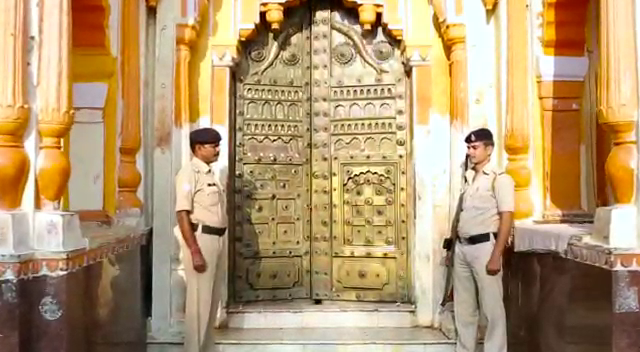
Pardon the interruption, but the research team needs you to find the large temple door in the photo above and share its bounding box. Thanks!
[232,1,410,303]
[309,2,410,302]
[232,7,312,302]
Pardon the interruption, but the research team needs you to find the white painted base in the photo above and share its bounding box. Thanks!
[0,211,31,254]
[115,208,144,228]
[33,211,87,251]
[593,205,638,248]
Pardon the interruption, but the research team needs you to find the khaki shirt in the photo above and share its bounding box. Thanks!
[457,165,514,238]
[175,158,227,228]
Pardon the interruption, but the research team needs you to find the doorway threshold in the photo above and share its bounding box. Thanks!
[228,300,415,313]
[227,300,417,329]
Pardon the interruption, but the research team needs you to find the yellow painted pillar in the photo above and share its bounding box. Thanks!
[443,23,467,129]
[505,0,533,219]
[597,0,638,205]
[36,0,74,211]
[118,0,143,212]
[0,0,30,210]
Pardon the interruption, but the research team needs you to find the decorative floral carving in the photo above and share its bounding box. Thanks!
[372,41,393,62]
[332,42,355,66]
[249,47,267,62]
[281,50,301,66]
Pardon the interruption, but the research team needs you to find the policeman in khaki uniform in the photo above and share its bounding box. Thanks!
[447,128,514,352]
[174,128,227,352]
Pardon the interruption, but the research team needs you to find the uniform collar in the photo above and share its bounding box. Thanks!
[191,157,211,173]
[465,163,496,183]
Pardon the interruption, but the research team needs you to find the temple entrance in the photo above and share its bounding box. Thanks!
[231,0,411,303]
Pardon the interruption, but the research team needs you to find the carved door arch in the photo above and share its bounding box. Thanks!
[231,0,410,303]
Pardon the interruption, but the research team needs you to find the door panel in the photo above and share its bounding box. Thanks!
[322,4,410,302]
[232,1,409,303]
[232,7,312,302]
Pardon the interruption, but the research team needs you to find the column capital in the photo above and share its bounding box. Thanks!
[405,46,431,66]
[210,44,237,67]
[176,23,198,48]
[443,23,465,48]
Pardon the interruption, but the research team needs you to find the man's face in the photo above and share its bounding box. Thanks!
[196,143,221,164]
[466,141,492,165]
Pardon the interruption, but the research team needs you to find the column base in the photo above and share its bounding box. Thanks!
[115,208,143,228]
[33,211,87,251]
[0,211,31,254]
[593,205,638,248]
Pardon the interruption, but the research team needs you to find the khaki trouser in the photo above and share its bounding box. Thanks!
[453,237,507,352]
[175,226,226,352]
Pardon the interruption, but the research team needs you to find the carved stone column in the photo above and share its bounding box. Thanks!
[443,23,467,128]
[597,0,638,205]
[37,0,73,210]
[0,0,31,253]
[505,0,533,219]
[0,1,29,211]
[175,23,197,164]
[118,0,143,213]
[593,0,638,247]
[443,23,469,227]
[34,0,86,251]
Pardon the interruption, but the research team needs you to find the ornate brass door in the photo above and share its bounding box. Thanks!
[232,1,409,303]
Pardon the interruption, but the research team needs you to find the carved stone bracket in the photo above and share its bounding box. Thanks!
[0,0,30,210]
[356,4,380,31]
[262,3,285,31]
[482,0,498,10]
[240,0,403,42]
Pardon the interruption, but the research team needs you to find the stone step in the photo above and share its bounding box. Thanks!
[227,301,417,329]
[212,327,455,351]
[148,327,454,352]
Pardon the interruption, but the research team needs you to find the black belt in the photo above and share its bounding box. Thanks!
[457,232,496,245]
[191,223,226,236]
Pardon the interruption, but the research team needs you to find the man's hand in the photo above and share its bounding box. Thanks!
[486,255,501,276]
[191,248,208,273]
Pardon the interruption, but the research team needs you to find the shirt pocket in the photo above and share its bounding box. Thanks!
[204,185,222,207]
[469,188,496,212]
